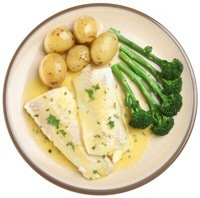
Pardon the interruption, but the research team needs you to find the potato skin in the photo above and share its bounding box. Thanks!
[44,26,75,53]
[39,53,67,87]
[73,16,97,44]
[90,32,118,66]
[66,45,90,72]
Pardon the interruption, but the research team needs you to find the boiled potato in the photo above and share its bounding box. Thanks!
[44,26,75,53]
[73,16,97,44]
[39,53,67,87]
[90,32,118,65]
[66,45,90,72]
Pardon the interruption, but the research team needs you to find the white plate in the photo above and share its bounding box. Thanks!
[3,3,197,195]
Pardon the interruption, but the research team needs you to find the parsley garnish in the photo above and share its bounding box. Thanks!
[92,83,100,90]
[46,114,60,129]
[57,129,66,137]
[66,141,75,151]
[85,83,100,101]
[85,88,95,100]
[93,170,98,174]
[107,120,115,129]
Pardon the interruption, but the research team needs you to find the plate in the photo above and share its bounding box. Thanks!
[3,3,197,195]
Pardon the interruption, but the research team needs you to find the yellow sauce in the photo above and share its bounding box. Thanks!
[23,72,152,173]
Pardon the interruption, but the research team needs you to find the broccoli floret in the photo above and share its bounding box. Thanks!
[109,28,183,80]
[111,64,153,129]
[120,44,183,95]
[119,51,183,117]
[116,63,174,135]
[160,77,182,95]
[151,111,174,136]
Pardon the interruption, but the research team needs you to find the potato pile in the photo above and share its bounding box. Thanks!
[39,16,118,87]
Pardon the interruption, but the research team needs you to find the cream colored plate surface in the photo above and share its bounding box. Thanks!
[3,4,197,195]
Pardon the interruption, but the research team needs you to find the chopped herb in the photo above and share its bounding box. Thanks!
[68,110,71,114]
[46,108,50,111]
[91,146,96,150]
[64,92,67,95]
[93,170,98,174]
[142,131,146,136]
[134,139,138,143]
[57,129,66,137]
[46,114,60,129]
[108,116,111,120]
[94,134,101,138]
[97,160,101,163]
[107,120,115,129]
[66,141,75,151]
[85,84,100,101]
[97,121,100,125]
[128,155,131,159]
[48,149,52,153]
[113,102,116,109]
[92,83,100,90]
[34,114,39,117]
[102,155,105,159]
[101,142,107,146]
[85,88,95,100]
[104,90,107,94]
[113,114,119,119]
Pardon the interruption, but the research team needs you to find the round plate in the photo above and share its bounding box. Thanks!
[3,3,197,195]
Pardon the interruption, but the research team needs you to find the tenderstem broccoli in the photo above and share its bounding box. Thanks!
[119,51,183,117]
[111,64,153,129]
[114,63,174,136]
[109,27,183,80]
[120,44,182,95]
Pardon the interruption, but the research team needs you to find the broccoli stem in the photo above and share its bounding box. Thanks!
[119,51,165,101]
[109,28,147,57]
[117,63,156,111]
[111,64,138,108]
[120,44,158,76]
[120,44,183,95]
[117,63,174,136]
[109,27,183,80]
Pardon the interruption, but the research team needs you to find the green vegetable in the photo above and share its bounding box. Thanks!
[107,120,115,129]
[112,64,153,129]
[46,114,60,129]
[93,170,98,174]
[85,88,95,100]
[117,63,174,135]
[85,83,100,100]
[119,51,182,117]
[66,141,75,151]
[120,44,182,95]
[109,27,183,80]
[57,129,66,137]
[92,83,100,90]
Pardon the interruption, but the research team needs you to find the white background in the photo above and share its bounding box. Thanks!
[0,0,199,197]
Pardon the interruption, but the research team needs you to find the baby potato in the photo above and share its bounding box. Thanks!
[44,26,75,54]
[39,53,67,87]
[66,45,90,72]
[90,32,118,66]
[73,16,97,44]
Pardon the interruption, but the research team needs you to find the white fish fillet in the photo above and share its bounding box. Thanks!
[73,68,130,156]
[24,87,114,179]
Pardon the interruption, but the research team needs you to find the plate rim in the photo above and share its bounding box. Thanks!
[3,3,198,195]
